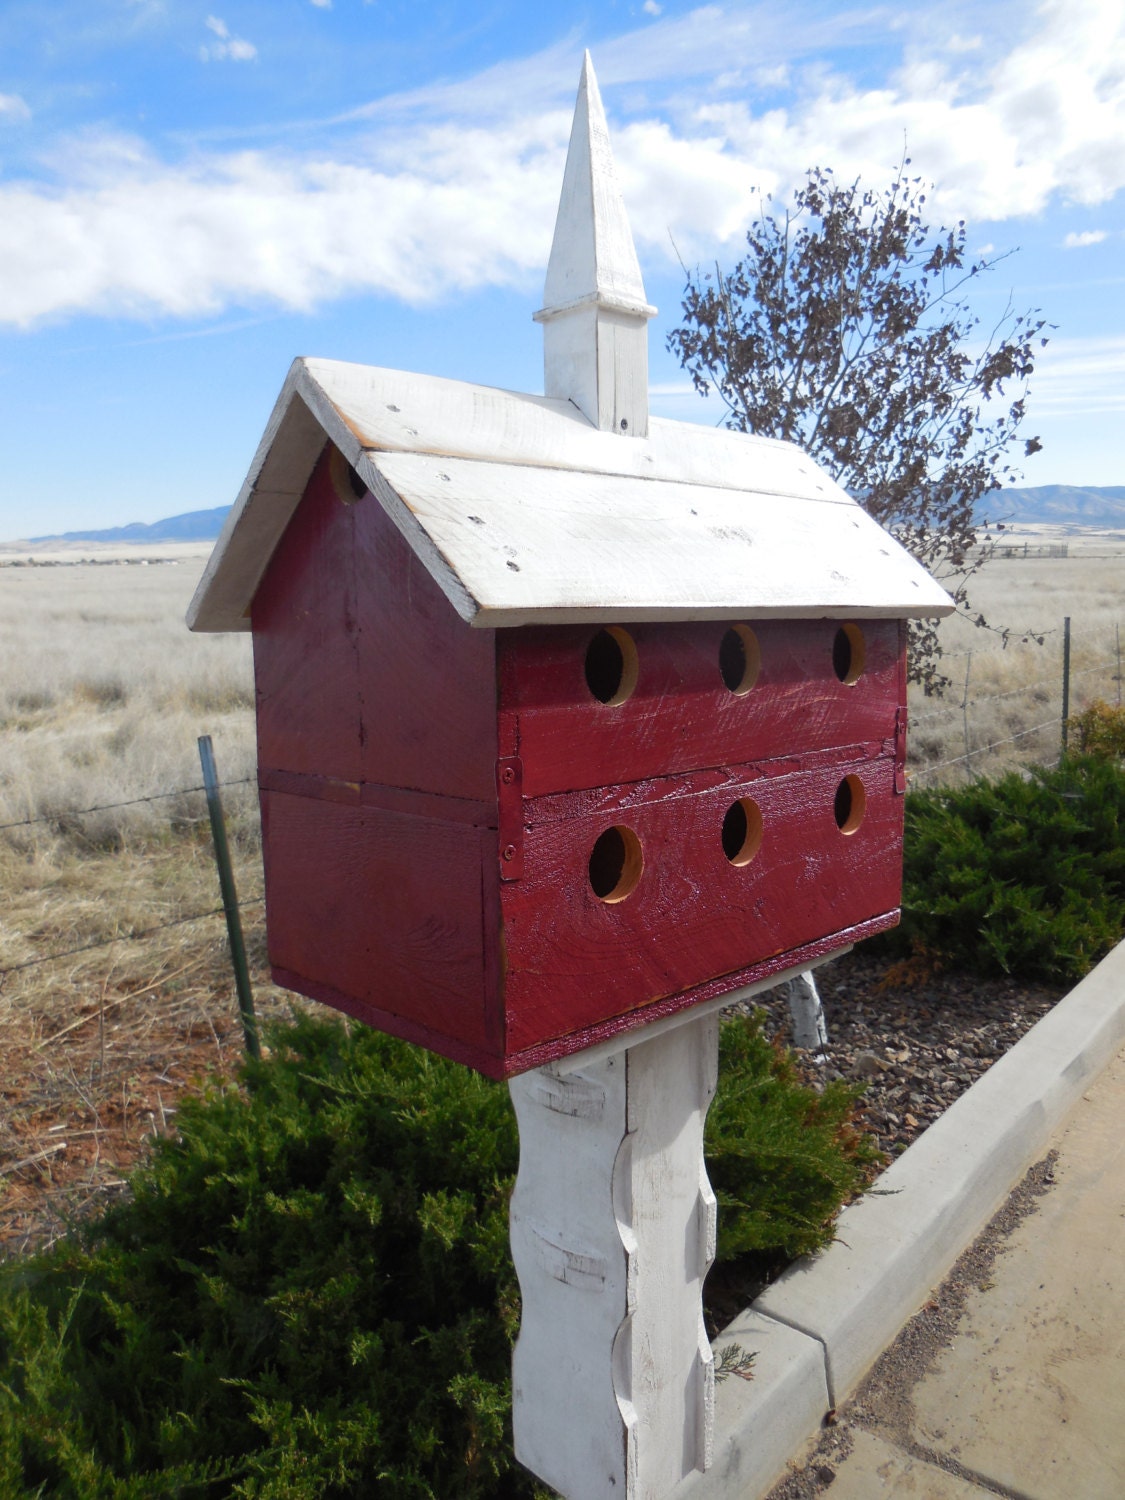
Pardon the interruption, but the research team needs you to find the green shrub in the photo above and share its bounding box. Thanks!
[0,1011,875,1498]
[885,754,1125,982]
[708,1017,880,1263]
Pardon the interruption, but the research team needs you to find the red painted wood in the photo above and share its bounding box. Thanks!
[252,446,498,801]
[252,449,366,782]
[251,513,911,1074]
[500,751,903,1056]
[499,619,902,797]
[350,489,498,801]
[506,910,898,1075]
[269,965,512,1078]
[259,767,492,826]
[260,788,501,1056]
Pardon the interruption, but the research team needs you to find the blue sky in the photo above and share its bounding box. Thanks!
[1,0,1123,541]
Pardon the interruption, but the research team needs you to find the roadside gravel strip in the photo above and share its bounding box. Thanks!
[759,951,1064,1158]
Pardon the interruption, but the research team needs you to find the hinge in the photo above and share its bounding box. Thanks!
[497,756,524,881]
[894,707,907,795]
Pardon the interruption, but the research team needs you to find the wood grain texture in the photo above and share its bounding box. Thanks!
[252,445,366,782]
[500,618,903,797]
[252,447,498,800]
[187,369,326,632]
[261,788,502,1059]
[308,357,848,498]
[538,54,651,319]
[368,452,954,626]
[506,913,895,1076]
[510,1012,718,1499]
[501,753,903,1056]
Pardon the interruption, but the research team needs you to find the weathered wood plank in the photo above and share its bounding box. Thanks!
[261,789,500,1058]
[500,618,902,797]
[252,448,498,801]
[506,914,893,1074]
[501,754,903,1055]
[307,357,849,498]
[510,1010,718,1498]
[369,452,954,626]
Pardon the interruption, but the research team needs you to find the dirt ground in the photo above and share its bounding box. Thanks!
[0,909,300,1257]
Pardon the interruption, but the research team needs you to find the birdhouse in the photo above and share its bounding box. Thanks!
[188,58,952,1082]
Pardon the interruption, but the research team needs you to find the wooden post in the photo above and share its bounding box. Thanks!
[510,1009,718,1500]
[786,970,828,1051]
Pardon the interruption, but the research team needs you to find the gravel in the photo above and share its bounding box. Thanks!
[753,950,1064,1159]
[704,948,1064,1331]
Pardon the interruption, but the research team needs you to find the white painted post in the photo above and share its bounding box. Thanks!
[785,971,828,1052]
[509,1010,718,1500]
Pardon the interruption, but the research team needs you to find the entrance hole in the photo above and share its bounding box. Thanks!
[585,627,639,706]
[588,826,644,902]
[722,797,764,866]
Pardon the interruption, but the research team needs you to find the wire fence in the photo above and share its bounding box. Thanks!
[0,771,261,984]
[0,777,255,835]
[908,624,1123,785]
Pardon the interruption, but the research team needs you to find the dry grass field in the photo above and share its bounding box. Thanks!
[0,529,1121,1251]
[907,525,1125,786]
[0,548,281,1253]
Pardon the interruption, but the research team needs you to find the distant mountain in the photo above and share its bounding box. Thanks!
[978,485,1125,527]
[30,506,231,544]
[25,484,1125,547]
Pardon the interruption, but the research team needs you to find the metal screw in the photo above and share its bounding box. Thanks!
[502,844,517,862]
[501,767,515,785]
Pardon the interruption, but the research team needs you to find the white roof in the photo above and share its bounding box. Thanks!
[187,356,954,632]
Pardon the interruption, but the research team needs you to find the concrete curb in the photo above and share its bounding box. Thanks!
[674,937,1125,1500]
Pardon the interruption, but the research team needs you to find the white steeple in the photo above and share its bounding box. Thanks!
[534,53,656,437]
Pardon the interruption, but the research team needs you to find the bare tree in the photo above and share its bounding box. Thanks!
[669,164,1048,692]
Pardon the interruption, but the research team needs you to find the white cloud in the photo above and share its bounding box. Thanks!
[643,2,663,15]
[1064,228,1109,246]
[2,0,1124,327]
[0,122,561,327]
[1030,335,1125,414]
[200,14,257,62]
[310,0,332,7]
[0,93,31,122]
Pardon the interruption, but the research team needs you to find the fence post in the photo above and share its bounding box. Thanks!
[198,736,260,1060]
[1061,617,1071,757]
[961,652,973,772]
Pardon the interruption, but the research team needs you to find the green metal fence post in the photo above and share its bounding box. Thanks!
[1061,616,1071,758]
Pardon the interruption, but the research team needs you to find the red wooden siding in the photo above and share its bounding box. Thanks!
[498,619,902,797]
[261,787,503,1061]
[501,751,902,1055]
[250,472,908,1076]
[253,446,498,801]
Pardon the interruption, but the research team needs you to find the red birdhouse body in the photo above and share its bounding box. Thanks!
[190,61,950,1078]
[237,435,917,1078]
